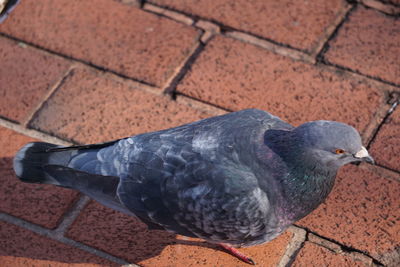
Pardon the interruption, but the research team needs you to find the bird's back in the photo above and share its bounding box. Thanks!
[113,109,293,245]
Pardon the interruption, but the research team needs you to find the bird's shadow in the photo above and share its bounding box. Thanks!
[65,200,227,265]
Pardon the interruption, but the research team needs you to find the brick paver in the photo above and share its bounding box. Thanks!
[177,36,385,131]
[0,1,399,266]
[0,127,80,229]
[369,105,400,172]
[67,201,293,266]
[0,221,115,266]
[0,0,200,87]
[66,201,176,264]
[292,242,369,267]
[325,6,400,85]
[30,67,213,144]
[298,164,400,265]
[150,0,348,52]
[0,37,71,123]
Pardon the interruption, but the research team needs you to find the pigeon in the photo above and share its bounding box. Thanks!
[13,109,374,264]
[0,0,20,23]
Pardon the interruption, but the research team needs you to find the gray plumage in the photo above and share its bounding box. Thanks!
[13,109,373,247]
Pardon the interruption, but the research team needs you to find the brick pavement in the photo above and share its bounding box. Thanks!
[0,0,399,266]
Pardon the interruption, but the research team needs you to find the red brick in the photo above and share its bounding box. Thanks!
[298,164,400,263]
[0,221,115,266]
[0,127,79,229]
[0,37,71,123]
[0,0,200,87]
[150,0,348,52]
[369,105,400,172]
[325,6,400,85]
[292,242,369,267]
[30,67,214,144]
[66,201,176,264]
[67,201,292,266]
[177,36,385,131]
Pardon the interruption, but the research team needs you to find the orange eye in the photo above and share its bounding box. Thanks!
[335,149,345,154]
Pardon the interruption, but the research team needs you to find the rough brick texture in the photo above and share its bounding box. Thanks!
[292,242,369,267]
[0,127,80,229]
[0,37,71,123]
[0,0,200,87]
[67,201,292,266]
[66,201,175,265]
[0,1,399,266]
[370,106,400,172]
[150,0,348,52]
[298,164,400,264]
[325,6,400,85]
[30,68,213,144]
[177,36,385,131]
[0,221,115,266]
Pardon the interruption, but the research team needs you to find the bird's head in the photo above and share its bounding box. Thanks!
[293,120,374,169]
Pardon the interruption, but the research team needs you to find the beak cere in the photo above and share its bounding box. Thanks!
[354,146,375,164]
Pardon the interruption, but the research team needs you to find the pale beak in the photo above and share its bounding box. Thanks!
[353,146,374,164]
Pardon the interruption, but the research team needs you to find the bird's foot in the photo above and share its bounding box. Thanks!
[219,243,255,265]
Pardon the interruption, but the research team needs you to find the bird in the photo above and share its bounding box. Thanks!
[0,0,20,23]
[13,109,374,265]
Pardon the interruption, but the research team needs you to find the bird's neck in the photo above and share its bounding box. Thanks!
[276,162,337,224]
[262,129,337,225]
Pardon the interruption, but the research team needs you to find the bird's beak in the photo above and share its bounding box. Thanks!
[353,146,374,164]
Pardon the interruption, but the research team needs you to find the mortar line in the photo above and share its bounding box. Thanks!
[277,226,306,267]
[375,163,400,177]
[360,92,395,146]
[141,1,309,54]
[311,3,354,60]
[53,195,91,236]
[163,42,205,96]
[176,95,227,116]
[360,0,400,8]
[0,212,131,266]
[23,66,75,128]
[321,59,400,89]
[294,225,385,266]
[225,31,315,64]
[175,92,233,113]
[366,97,399,150]
[315,4,357,62]
[358,0,400,16]
[0,33,157,88]
[306,232,379,266]
[0,117,72,146]
[362,163,400,183]
[142,2,194,26]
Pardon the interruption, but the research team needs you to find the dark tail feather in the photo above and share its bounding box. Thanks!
[13,142,70,185]
[14,142,133,216]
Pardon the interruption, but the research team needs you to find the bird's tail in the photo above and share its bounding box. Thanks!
[13,141,134,216]
[13,142,70,186]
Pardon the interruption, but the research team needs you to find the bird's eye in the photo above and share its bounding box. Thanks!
[335,149,345,154]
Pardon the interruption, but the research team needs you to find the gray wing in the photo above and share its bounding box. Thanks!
[116,135,276,244]
[116,109,291,243]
